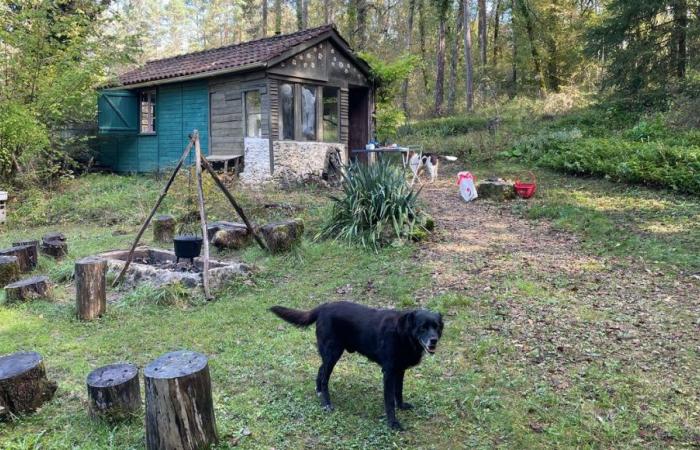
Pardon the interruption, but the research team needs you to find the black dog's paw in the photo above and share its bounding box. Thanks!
[388,419,404,431]
[397,402,414,410]
[321,404,334,413]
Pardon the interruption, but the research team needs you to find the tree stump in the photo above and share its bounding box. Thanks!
[260,219,304,253]
[153,215,176,243]
[75,257,107,320]
[86,363,141,421]
[144,350,217,450]
[0,256,20,287]
[5,276,52,303]
[210,222,250,250]
[476,179,516,201]
[0,245,34,272]
[0,351,57,420]
[41,237,68,259]
[12,240,39,269]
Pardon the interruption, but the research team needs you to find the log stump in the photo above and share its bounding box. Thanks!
[211,223,250,250]
[145,350,217,450]
[0,351,57,420]
[0,245,34,272]
[86,363,141,421]
[153,215,176,243]
[41,238,68,259]
[75,257,107,320]
[260,219,304,254]
[11,240,39,269]
[0,256,20,287]
[476,179,516,201]
[5,276,52,303]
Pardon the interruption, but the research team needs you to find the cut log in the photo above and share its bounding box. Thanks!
[153,215,176,243]
[476,179,516,201]
[145,350,217,450]
[0,351,57,420]
[211,222,250,250]
[0,245,34,272]
[41,239,68,259]
[42,232,66,243]
[0,256,20,287]
[11,240,39,269]
[5,276,52,303]
[86,363,140,421]
[75,257,107,321]
[260,219,304,253]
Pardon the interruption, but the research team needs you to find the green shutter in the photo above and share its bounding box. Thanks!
[98,90,138,134]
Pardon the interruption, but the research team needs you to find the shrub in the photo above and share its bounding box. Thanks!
[317,160,430,250]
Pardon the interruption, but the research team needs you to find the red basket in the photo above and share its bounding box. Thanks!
[514,172,537,199]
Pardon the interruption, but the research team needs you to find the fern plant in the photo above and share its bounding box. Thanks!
[317,160,431,250]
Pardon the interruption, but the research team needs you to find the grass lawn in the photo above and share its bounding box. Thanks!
[1,162,699,449]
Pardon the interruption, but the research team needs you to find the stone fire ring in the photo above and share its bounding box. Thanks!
[98,246,253,290]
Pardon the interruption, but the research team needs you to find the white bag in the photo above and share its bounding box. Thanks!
[457,171,478,202]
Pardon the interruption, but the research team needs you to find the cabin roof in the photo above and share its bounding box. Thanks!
[116,24,370,87]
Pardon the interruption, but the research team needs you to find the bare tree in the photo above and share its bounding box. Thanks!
[262,0,268,37]
[463,0,474,111]
[401,0,417,116]
[448,0,464,113]
[493,0,501,64]
[434,0,449,116]
[478,0,487,65]
[274,0,281,34]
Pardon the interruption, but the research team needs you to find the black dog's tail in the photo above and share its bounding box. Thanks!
[270,305,319,327]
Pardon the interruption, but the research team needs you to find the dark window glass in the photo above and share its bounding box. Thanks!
[301,85,316,141]
[280,83,294,140]
[244,90,262,138]
[140,90,156,134]
[322,87,339,142]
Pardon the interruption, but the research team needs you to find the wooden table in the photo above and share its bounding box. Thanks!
[351,147,411,167]
[205,154,242,174]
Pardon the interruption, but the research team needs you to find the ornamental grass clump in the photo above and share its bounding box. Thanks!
[318,160,432,250]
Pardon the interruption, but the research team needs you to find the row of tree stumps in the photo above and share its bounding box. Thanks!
[1,349,216,449]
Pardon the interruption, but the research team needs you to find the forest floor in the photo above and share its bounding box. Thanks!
[1,161,699,449]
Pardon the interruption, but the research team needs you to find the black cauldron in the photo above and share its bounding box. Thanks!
[173,235,203,263]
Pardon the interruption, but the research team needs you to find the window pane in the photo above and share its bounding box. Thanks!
[245,90,262,138]
[140,90,156,133]
[322,87,339,143]
[280,83,294,140]
[301,85,316,141]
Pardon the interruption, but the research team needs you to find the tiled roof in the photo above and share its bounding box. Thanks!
[118,24,338,86]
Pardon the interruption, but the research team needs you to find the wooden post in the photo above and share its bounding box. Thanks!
[5,276,52,303]
[113,136,196,287]
[0,245,34,272]
[200,155,267,251]
[144,350,217,450]
[75,257,107,320]
[86,363,140,421]
[153,215,176,243]
[0,351,57,420]
[11,240,39,269]
[194,132,212,300]
[0,256,20,287]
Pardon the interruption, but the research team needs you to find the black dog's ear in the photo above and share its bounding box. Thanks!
[399,311,416,334]
[437,313,444,337]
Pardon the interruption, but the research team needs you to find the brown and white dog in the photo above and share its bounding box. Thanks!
[408,152,440,185]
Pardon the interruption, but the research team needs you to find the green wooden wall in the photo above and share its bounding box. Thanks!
[98,80,209,173]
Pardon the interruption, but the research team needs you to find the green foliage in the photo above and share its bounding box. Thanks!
[0,102,50,177]
[399,115,491,138]
[318,160,429,250]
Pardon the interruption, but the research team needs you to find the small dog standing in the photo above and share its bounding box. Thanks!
[408,152,439,185]
[270,301,444,430]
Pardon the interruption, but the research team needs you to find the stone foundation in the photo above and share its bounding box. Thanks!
[239,137,271,184]
[271,141,346,186]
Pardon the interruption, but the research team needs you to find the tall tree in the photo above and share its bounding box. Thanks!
[463,0,474,110]
[418,0,430,91]
[262,0,268,36]
[478,0,487,65]
[493,0,501,64]
[433,0,450,116]
[671,0,688,78]
[448,0,464,113]
[274,0,282,34]
[517,0,546,93]
[296,0,303,30]
[401,0,417,116]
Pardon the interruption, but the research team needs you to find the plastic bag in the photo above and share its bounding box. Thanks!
[457,171,478,202]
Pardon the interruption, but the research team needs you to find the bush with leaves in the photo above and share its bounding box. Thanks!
[317,160,432,250]
[0,103,50,179]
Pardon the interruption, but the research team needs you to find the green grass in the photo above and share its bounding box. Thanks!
[1,163,699,448]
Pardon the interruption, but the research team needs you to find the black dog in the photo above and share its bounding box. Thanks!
[270,301,444,430]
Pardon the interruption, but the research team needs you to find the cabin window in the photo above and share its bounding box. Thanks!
[322,87,339,143]
[140,89,156,134]
[301,85,317,141]
[280,83,295,140]
[244,90,262,138]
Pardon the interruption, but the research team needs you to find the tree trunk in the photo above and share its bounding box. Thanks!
[324,0,330,23]
[447,0,464,114]
[296,0,303,30]
[672,0,688,78]
[262,0,268,37]
[153,215,176,243]
[0,256,20,287]
[511,0,517,96]
[87,363,140,421]
[274,0,282,34]
[12,240,39,269]
[493,0,501,64]
[302,0,308,28]
[0,245,34,273]
[418,0,430,92]
[517,0,546,94]
[145,350,217,450]
[0,351,57,420]
[353,0,368,50]
[5,276,52,303]
[401,0,417,117]
[545,36,559,92]
[478,0,487,65]
[463,0,474,111]
[75,257,107,321]
[434,8,447,116]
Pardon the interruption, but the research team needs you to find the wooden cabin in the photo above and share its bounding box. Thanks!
[97,25,374,184]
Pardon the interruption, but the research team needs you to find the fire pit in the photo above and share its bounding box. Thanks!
[98,247,252,289]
